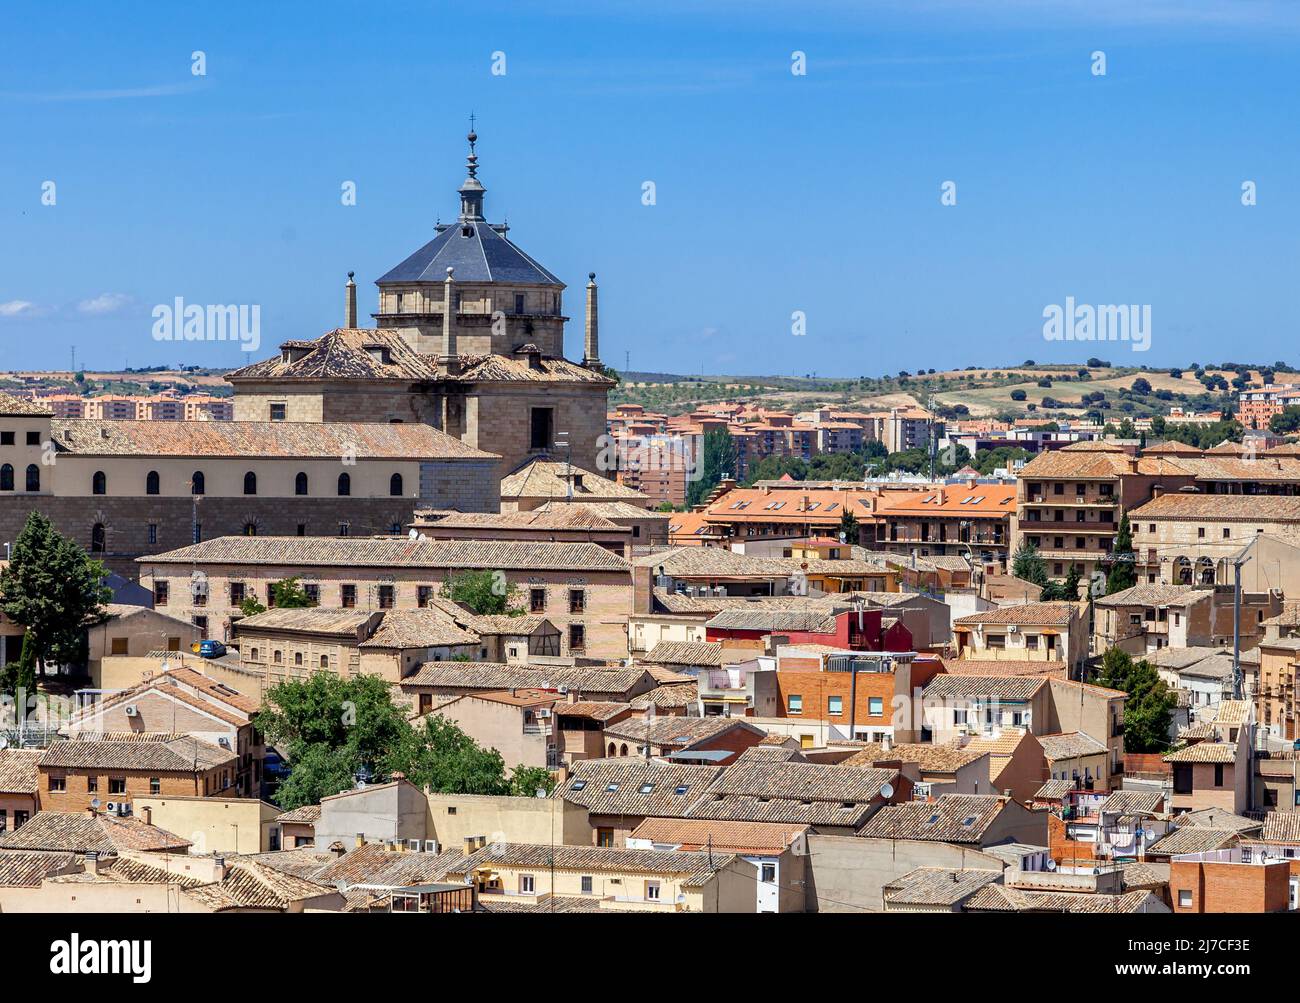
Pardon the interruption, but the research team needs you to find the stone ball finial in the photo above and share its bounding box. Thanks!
[589,272,596,282]
[347,271,355,281]
[467,131,477,144]
[446,266,455,277]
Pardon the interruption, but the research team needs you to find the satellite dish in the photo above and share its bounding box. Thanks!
[408,529,418,541]
[1143,828,1155,841]
[89,798,101,810]
[879,782,895,799]
[1046,858,1057,871]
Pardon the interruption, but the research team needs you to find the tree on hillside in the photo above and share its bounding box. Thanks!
[441,570,523,616]
[1106,514,1138,595]
[687,429,737,507]
[0,511,111,675]
[1011,540,1048,589]
[1095,647,1175,752]
[1270,406,1300,435]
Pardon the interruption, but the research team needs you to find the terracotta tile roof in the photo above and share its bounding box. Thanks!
[0,849,77,887]
[359,609,481,649]
[1163,742,1237,764]
[447,842,735,887]
[943,659,1067,679]
[557,760,725,817]
[235,607,375,635]
[478,895,604,913]
[275,804,321,825]
[0,391,52,416]
[1210,699,1252,726]
[140,536,631,573]
[643,640,724,667]
[1033,779,1075,800]
[843,742,987,774]
[1147,827,1240,856]
[49,417,491,460]
[1038,732,1107,761]
[499,460,648,503]
[963,730,1032,758]
[629,683,698,710]
[706,762,900,804]
[535,500,668,521]
[629,817,809,854]
[227,328,439,381]
[553,701,633,722]
[877,486,1017,517]
[1100,791,1164,815]
[1019,448,1192,479]
[74,676,249,730]
[415,507,623,532]
[923,675,1048,702]
[161,667,259,714]
[0,812,191,854]
[40,734,237,773]
[1169,806,1260,832]
[1259,811,1300,843]
[457,352,616,386]
[705,608,839,633]
[883,867,1003,907]
[604,717,763,750]
[402,662,651,698]
[1130,493,1300,521]
[965,885,1164,913]
[954,602,1077,627]
[185,857,337,911]
[1095,584,1214,608]
[856,794,1013,842]
[732,745,806,764]
[0,749,42,795]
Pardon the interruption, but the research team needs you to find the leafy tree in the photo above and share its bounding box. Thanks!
[838,508,860,544]
[240,596,268,617]
[399,714,510,796]
[1270,406,1300,434]
[259,673,415,808]
[1095,647,1175,752]
[1061,562,1082,602]
[1130,377,1152,395]
[442,569,522,616]
[1009,389,1028,401]
[0,511,112,674]
[1106,513,1137,594]
[270,577,316,608]
[687,429,737,507]
[1011,540,1048,588]
[0,632,38,705]
[509,764,556,797]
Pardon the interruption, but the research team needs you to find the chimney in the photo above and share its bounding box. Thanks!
[463,836,477,855]
[345,271,357,328]
[213,855,228,881]
[142,806,152,826]
[583,273,601,369]
[440,266,459,375]
[84,850,103,876]
[355,832,365,849]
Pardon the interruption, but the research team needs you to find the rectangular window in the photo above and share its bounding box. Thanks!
[568,624,585,652]
[787,694,803,715]
[109,777,126,795]
[581,875,593,894]
[569,589,585,613]
[87,776,98,792]
[530,588,546,613]
[514,293,525,315]
[530,407,554,451]
[304,584,319,605]
[26,431,39,446]
[828,695,843,715]
[148,523,157,546]
[761,863,776,883]
[378,585,395,609]
[596,828,615,848]
[418,585,434,608]
[230,582,245,606]
[269,403,286,421]
[1173,764,1193,795]
[1214,763,1224,787]
[49,775,66,792]
[986,634,1006,649]
[645,881,661,901]
[1178,889,1192,908]
[150,777,161,795]
[0,431,11,445]
[110,638,129,656]
[868,697,884,717]
[341,585,357,608]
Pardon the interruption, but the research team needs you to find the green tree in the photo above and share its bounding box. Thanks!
[1061,562,1082,602]
[1270,405,1300,434]
[1095,647,1174,752]
[270,577,317,608]
[838,508,860,545]
[441,570,522,616]
[259,673,416,808]
[508,764,556,797]
[1011,540,1048,588]
[400,715,510,795]
[1106,513,1137,594]
[687,428,737,507]
[0,511,112,674]
[0,632,38,705]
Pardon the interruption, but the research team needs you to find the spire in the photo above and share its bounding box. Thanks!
[458,116,485,222]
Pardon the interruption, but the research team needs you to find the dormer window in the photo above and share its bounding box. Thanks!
[365,346,391,365]
[461,225,472,237]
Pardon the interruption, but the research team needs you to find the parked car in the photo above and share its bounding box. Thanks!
[197,639,227,659]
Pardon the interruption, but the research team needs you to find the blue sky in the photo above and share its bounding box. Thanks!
[1,0,1298,376]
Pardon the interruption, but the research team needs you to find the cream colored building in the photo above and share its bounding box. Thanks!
[952,601,1088,675]
[131,795,282,855]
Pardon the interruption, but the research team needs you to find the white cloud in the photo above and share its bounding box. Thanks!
[78,293,132,315]
[0,300,34,317]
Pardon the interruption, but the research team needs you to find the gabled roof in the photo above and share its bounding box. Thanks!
[40,733,237,773]
[628,817,809,855]
[954,601,1077,627]
[883,867,1003,907]
[0,391,51,417]
[499,459,648,502]
[1095,584,1214,608]
[1147,827,1240,856]
[856,794,1013,843]
[447,842,735,887]
[643,640,724,667]
[0,749,42,795]
[0,812,191,854]
[1259,811,1300,844]
[1038,732,1107,761]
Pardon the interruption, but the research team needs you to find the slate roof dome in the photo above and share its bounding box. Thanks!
[378,127,563,288]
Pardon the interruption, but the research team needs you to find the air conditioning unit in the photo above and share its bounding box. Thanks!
[557,685,569,695]
[124,705,139,718]
[217,737,231,749]
[1007,625,1019,633]
[104,802,117,814]
[537,708,552,719]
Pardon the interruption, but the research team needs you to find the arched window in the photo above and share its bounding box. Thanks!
[607,742,616,757]
[191,471,205,495]
[146,470,160,495]
[92,471,106,495]
[337,472,351,496]
[390,473,403,497]
[243,523,258,537]
[25,464,39,492]
[620,744,629,757]
[90,523,106,553]
[0,464,12,491]
[1198,557,1216,585]
[295,472,308,496]
[243,471,257,496]
[1175,556,1192,585]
